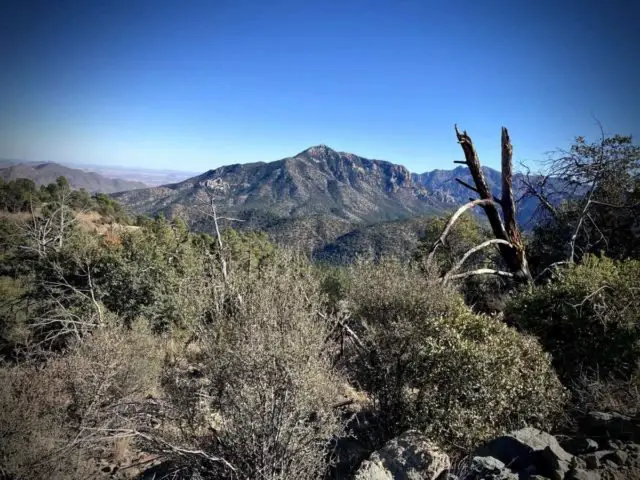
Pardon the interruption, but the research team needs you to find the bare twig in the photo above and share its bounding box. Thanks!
[86,428,237,472]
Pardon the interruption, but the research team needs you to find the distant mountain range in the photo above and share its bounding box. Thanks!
[64,163,199,187]
[113,145,555,260]
[0,161,148,193]
[114,145,444,221]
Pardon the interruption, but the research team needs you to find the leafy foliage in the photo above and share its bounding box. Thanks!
[413,213,488,271]
[507,255,640,381]
[0,175,131,223]
[413,214,508,313]
[98,216,210,331]
[344,259,567,452]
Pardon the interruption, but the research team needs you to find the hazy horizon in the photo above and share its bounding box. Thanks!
[1,0,638,173]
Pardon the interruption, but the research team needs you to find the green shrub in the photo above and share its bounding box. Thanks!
[413,214,487,272]
[316,264,352,312]
[0,276,30,355]
[506,255,640,380]
[98,218,211,331]
[345,259,567,453]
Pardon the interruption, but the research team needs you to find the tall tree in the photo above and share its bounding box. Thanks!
[523,131,640,268]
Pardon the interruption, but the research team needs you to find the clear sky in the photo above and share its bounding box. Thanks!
[1,0,638,173]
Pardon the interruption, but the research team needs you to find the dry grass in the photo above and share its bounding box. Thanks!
[570,367,640,417]
[0,320,165,479]
[76,210,140,237]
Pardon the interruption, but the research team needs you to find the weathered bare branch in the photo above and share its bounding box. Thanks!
[454,127,508,238]
[88,428,237,472]
[533,260,569,282]
[321,311,365,350]
[446,268,515,280]
[443,239,513,284]
[455,178,480,195]
[519,167,560,221]
[501,127,518,239]
[426,198,496,266]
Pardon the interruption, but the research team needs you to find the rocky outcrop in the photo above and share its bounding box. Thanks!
[473,427,573,480]
[351,414,640,480]
[464,456,519,479]
[465,415,640,480]
[354,430,451,480]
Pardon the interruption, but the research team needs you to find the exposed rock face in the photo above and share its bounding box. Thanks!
[354,430,451,480]
[464,420,640,480]
[474,427,573,480]
[113,145,442,228]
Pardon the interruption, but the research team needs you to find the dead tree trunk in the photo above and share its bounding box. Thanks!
[431,126,531,282]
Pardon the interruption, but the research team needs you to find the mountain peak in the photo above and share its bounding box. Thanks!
[298,144,338,157]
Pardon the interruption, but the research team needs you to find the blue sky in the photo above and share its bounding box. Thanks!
[0,0,638,173]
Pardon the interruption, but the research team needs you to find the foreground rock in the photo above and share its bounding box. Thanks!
[474,427,573,480]
[354,430,451,480]
[466,419,640,480]
[464,456,518,479]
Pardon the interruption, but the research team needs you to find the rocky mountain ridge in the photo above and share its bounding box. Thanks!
[115,145,442,223]
[112,145,557,257]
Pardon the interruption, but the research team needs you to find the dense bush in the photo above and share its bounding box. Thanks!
[0,178,40,212]
[525,134,640,272]
[413,214,488,272]
[344,259,567,452]
[0,359,73,478]
[98,217,211,331]
[158,251,345,479]
[570,369,640,417]
[0,175,131,223]
[507,255,640,381]
[0,276,30,356]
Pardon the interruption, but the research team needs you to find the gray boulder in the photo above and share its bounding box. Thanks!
[474,427,573,480]
[354,430,451,480]
[565,468,602,480]
[463,456,519,480]
[560,437,600,456]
